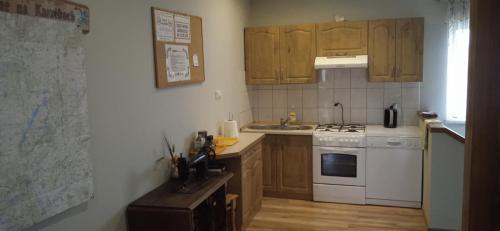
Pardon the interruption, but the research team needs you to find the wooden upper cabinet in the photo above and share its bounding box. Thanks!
[368,20,396,82]
[245,27,280,84]
[280,24,317,84]
[368,18,424,82]
[316,21,368,56]
[396,18,424,82]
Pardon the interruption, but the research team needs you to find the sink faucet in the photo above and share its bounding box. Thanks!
[280,117,290,127]
[334,102,344,131]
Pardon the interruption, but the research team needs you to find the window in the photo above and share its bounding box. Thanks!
[446,0,470,123]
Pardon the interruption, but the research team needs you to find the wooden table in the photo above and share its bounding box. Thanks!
[127,172,233,231]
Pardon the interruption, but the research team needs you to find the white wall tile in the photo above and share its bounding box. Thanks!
[318,108,334,124]
[318,88,334,108]
[287,84,303,90]
[272,90,287,108]
[303,88,318,108]
[249,90,258,108]
[367,82,384,88]
[334,69,350,88]
[366,88,384,109]
[287,89,302,108]
[249,68,420,126]
[272,108,287,122]
[258,89,273,108]
[239,109,252,127]
[384,82,402,88]
[257,85,273,90]
[402,87,420,109]
[403,108,419,126]
[273,84,287,90]
[252,108,259,121]
[350,108,367,124]
[350,89,367,108]
[383,88,402,108]
[367,109,384,125]
[318,69,335,89]
[302,83,318,89]
[350,69,368,88]
[303,108,319,122]
[402,82,421,88]
[258,108,273,121]
[333,89,351,107]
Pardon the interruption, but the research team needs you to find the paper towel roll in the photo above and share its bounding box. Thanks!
[223,120,239,138]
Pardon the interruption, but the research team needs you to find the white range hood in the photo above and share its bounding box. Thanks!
[314,55,368,69]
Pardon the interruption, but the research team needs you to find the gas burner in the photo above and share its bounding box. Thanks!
[315,124,366,133]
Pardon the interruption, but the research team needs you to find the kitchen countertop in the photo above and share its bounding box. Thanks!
[366,125,420,138]
[242,123,317,135]
[216,132,265,159]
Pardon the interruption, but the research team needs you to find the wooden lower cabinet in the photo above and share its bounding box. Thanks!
[262,135,313,200]
[216,142,262,231]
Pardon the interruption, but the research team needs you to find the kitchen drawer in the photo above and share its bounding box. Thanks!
[367,136,422,149]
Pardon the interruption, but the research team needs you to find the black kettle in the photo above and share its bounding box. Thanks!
[384,104,398,128]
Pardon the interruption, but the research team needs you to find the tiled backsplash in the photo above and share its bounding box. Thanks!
[248,69,421,125]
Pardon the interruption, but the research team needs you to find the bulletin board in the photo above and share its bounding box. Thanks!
[151,7,205,88]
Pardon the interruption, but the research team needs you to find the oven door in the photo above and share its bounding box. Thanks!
[313,146,366,186]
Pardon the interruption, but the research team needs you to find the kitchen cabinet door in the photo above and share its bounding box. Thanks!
[262,135,276,192]
[368,20,396,82]
[276,135,313,198]
[241,159,252,225]
[253,148,263,213]
[245,27,280,85]
[241,150,257,228]
[396,18,424,82]
[316,21,368,56]
[280,24,317,84]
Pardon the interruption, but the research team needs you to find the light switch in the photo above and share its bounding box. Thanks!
[214,90,223,100]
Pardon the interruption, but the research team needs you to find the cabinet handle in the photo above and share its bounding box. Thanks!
[336,52,347,56]
[392,66,396,78]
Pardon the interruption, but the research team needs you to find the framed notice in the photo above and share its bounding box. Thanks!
[151,7,205,88]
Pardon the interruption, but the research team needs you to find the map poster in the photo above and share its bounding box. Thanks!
[165,44,190,82]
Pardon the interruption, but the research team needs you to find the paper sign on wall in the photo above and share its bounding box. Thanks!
[165,44,190,82]
[174,14,191,43]
[154,10,174,42]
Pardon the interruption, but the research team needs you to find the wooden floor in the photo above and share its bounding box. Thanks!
[246,197,427,231]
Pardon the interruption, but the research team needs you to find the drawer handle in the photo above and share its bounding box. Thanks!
[386,139,402,146]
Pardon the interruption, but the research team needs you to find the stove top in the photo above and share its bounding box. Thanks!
[315,124,366,133]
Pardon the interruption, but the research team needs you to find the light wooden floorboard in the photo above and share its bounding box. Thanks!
[247,197,427,231]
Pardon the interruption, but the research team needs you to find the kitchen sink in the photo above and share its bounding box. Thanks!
[247,124,314,130]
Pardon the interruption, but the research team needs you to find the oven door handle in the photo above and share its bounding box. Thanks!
[319,147,361,154]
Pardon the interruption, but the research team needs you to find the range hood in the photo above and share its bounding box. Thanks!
[314,55,368,69]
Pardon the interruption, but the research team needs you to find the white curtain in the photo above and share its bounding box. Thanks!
[446,0,470,122]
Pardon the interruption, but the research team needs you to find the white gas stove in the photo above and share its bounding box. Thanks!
[313,124,366,147]
[312,124,367,205]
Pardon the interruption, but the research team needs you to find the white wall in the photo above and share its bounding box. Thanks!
[424,132,464,230]
[26,0,250,230]
[248,0,449,120]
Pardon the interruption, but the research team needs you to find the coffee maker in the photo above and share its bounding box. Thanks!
[384,103,398,128]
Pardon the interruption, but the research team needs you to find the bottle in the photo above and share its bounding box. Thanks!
[289,112,297,123]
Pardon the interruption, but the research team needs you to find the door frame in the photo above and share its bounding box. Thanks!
[462,0,500,230]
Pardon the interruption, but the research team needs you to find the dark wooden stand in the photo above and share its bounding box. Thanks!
[127,172,233,231]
